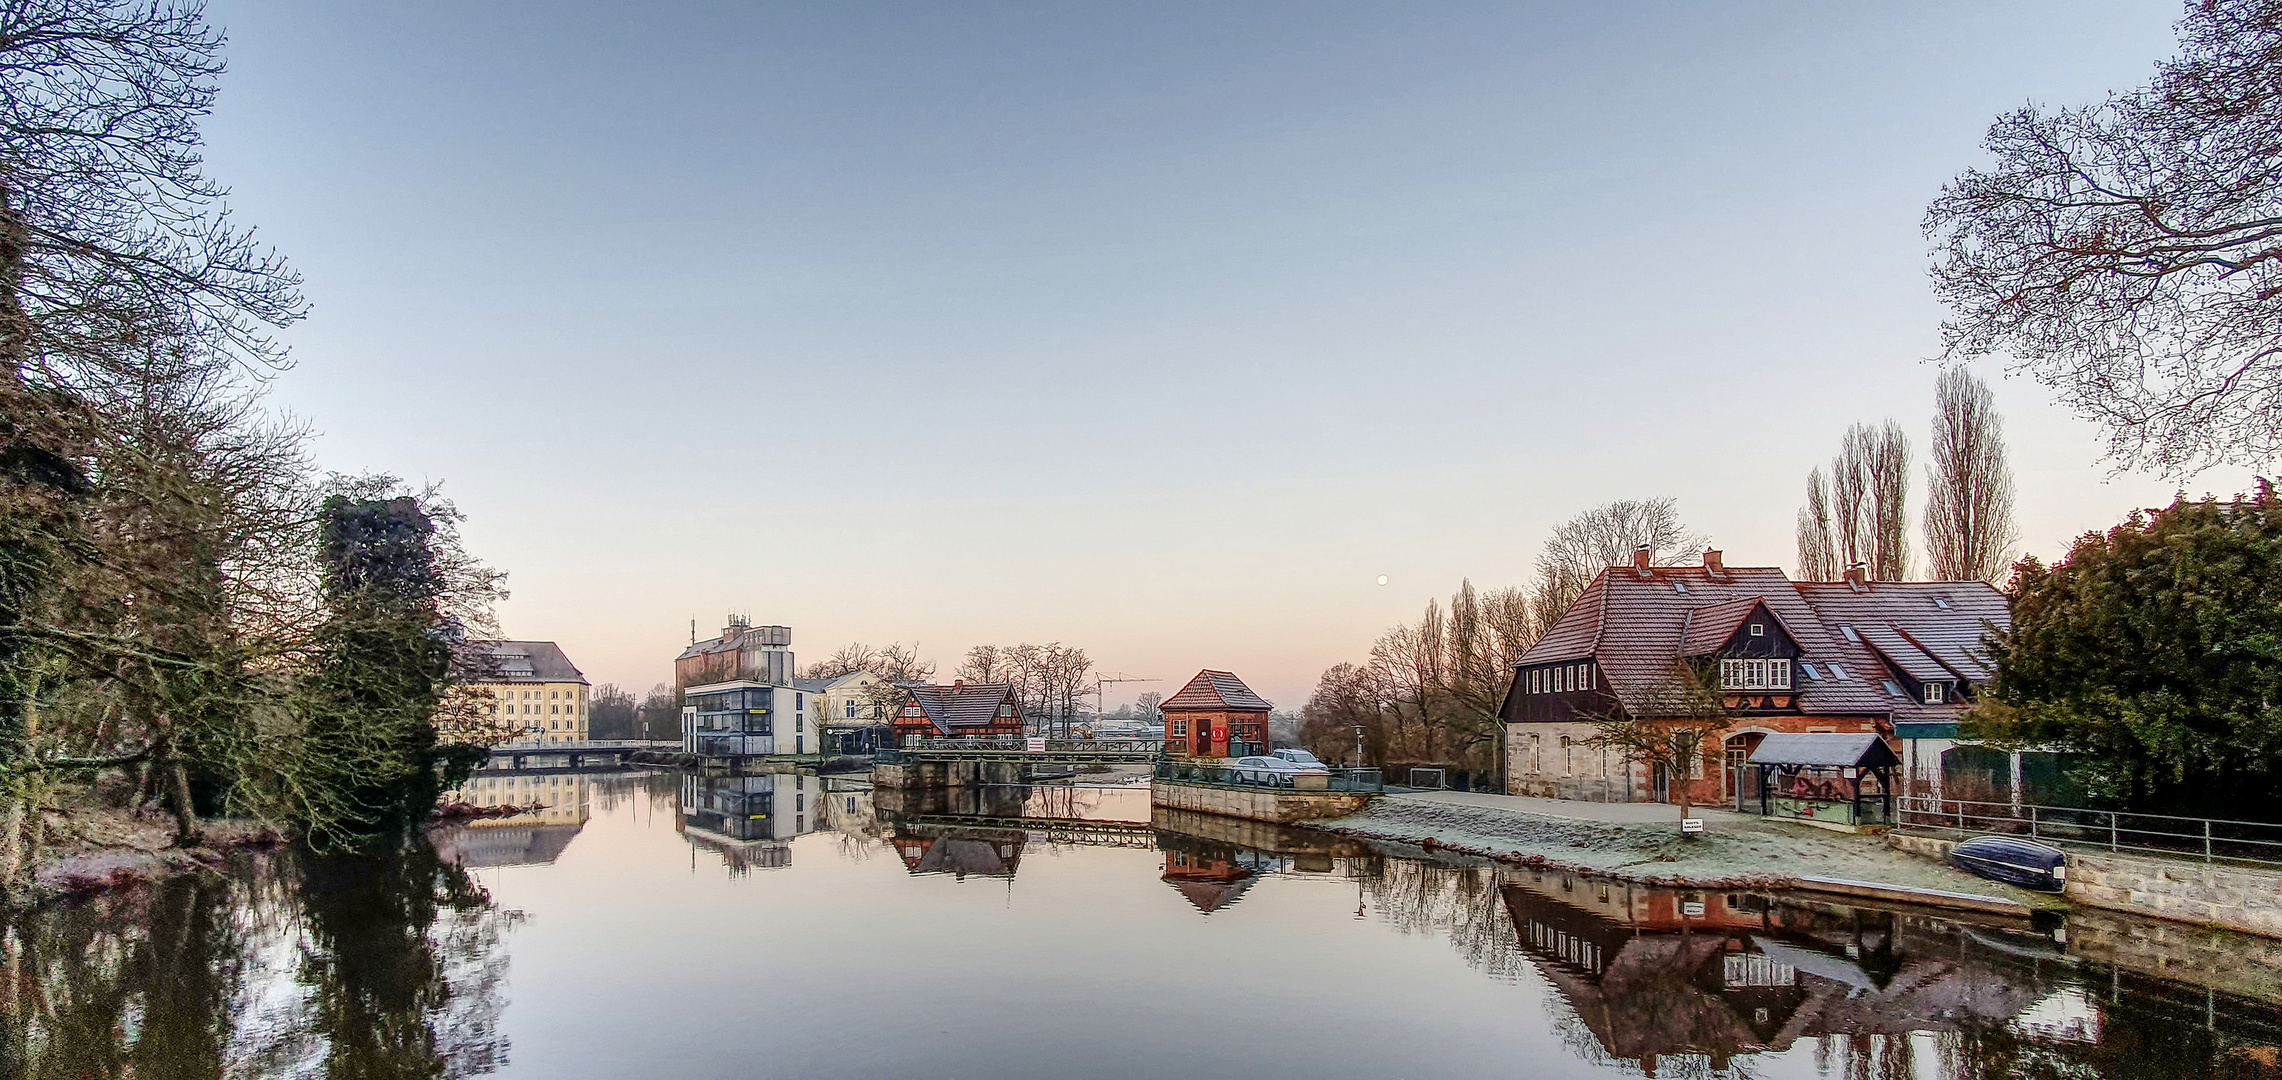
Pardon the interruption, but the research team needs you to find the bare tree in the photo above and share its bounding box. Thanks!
[1925,368,2019,582]
[1926,0,2282,475]
[1867,419,1911,582]
[954,644,1006,684]
[1808,421,1912,581]
[1529,499,1708,635]
[1583,661,1738,830]
[1,0,305,390]
[1796,467,1839,580]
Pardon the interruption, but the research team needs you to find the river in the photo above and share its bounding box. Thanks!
[7,769,2281,1078]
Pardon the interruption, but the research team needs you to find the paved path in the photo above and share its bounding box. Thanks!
[1390,789,1752,826]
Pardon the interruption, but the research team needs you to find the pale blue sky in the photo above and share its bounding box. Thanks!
[202,1,2251,704]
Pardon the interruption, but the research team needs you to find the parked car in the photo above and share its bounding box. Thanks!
[1949,835,2069,893]
[1272,749,1329,770]
[1230,756,1323,787]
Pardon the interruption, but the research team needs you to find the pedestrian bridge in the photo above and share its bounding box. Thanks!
[876,736,1163,767]
[481,740,680,771]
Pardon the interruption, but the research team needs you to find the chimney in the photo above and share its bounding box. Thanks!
[1702,549,1725,576]
[952,678,965,693]
[1632,544,1653,576]
[1844,562,1869,592]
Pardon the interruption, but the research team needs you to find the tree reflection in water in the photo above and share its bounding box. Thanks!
[0,838,516,1079]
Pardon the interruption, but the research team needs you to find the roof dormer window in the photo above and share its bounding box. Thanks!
[1925,683,1945,704]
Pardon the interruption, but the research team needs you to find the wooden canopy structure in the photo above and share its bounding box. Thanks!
[1747,733,1900,827]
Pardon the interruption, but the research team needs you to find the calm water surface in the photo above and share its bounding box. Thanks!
[9,769,2282,1078]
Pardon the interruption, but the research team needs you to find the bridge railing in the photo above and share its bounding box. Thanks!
[895,736,1164,753]
[1153,758,1383,793]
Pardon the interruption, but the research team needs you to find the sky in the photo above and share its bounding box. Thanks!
[198,0,2259,708]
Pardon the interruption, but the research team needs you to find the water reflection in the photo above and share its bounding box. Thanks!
[9,772,2282,1079]
[1,839,514,1079]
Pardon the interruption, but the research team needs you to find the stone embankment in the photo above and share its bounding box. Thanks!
[1307,793,2050,913]
[1890,832,2282,939]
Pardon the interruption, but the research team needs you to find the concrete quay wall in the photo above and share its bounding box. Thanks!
[870,760,1027,789]
[1148,779,1374,824]
[1889,832,2282,939]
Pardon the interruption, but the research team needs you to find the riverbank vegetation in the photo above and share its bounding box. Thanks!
[1298,499,1709,777]
[1968,483,2282,816]
[0,0,506,898]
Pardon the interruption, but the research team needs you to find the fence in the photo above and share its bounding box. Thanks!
[1153,758,1384,793]
[1895,795,2282,868]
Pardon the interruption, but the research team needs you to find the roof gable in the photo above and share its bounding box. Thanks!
[1162,670,1272,712]
[902,682,1017,733]
[461,640,587,684]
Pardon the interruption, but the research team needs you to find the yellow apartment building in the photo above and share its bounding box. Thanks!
[461,639,591,745]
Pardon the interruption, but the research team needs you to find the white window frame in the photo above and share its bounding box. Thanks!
[1925,683,1945,704]
[1170,719,1188,737]
[1720,658,1793,691]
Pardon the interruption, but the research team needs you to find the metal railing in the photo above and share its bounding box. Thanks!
[1153,758,1384,793]
[1896,795,2282,868]
[901,736,1164,753]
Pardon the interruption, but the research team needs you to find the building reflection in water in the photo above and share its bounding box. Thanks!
[678,772,822,873]
[1500,871,2128,1076]
[434,771,593,868]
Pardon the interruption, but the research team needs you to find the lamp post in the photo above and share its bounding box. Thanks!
[1354,725,1365,769]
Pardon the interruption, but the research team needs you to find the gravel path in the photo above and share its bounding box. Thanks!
[1314,793,2050,906]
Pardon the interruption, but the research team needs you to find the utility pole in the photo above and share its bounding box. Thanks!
[1094,673,1159,736]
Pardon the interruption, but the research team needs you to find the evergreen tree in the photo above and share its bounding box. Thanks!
[1972,482,2282,812]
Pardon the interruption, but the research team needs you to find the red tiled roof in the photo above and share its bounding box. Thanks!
[1162,670,1272,712]
[1516,565,2010,721]
[901,682,1018,734]
[1678,596,1769,656]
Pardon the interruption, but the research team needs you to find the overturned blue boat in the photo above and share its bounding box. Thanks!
[1949,835,2069,893]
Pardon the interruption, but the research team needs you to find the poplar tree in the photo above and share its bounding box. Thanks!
[1924,368,2018,583]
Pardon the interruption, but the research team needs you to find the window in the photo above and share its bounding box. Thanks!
[1170,719,1188,736]
[902,705,923,717]
[1528,734,1542,774]
[1533,669,1543,694]
[1933,597,1952,610]
[1749,623,1765,637]
[1880,679,1903,697]
[997,704,1015,717]
[1827,662,1849,680]
[1587,664,1595,691]
[1840,625,1860,642]
[1673,581,1688,594]
[1719,658,1792,690]
[846,796,858,813]
[796,793,804,811]
[1799,662,1822,680]
[1925,683,1945,704]
[845,701,857,719]
[1561,737,1574,777]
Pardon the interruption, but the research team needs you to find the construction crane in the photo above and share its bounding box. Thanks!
[1092,672,1160,736]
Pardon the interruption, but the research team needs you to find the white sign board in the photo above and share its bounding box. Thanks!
[1681,818,1705,835]
[1026,737,1046,753]
[1681,900,1707,917]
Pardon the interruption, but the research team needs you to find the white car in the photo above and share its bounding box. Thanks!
[1272,749,1329,770]
[1230,756,1325,787]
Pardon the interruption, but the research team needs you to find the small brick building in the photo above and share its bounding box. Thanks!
[1161,669,1272,758]
[890,680,1024,744]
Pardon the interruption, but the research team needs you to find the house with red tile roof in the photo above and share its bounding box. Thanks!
[1500,548,2008,808]
[890,680,1023,744]
[1161,669,1273,758]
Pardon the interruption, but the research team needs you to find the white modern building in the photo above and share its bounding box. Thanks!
[681,681,811,757]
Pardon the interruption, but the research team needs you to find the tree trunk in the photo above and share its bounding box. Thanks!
[163,756,200,847]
